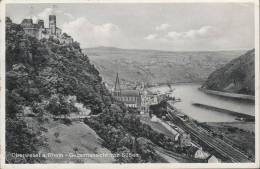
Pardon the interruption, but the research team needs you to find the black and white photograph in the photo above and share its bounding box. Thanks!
[0,0,259,168]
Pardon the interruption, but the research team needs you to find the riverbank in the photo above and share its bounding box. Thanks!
[192,103,255,122]
[207,122,255,133]
[199,88,255,101]
[149,83,254,122]
[147,81,203,88]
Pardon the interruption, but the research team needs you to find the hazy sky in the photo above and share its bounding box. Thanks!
[6,3,255,51]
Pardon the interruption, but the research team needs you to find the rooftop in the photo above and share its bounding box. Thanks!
[21,19,41,29]
[120,90,140,97]
[21,18,33,24]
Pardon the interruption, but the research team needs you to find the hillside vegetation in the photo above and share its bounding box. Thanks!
[202,49,255,95]
[6,17,113,163]
[84,47,245,89]
[6,18,188,163]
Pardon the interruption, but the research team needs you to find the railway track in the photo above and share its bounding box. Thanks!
[166,106,251,163]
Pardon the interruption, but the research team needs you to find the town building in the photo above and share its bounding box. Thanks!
[111,73,177,112]
[174,132,192,147]
[112,73,141,108]
[20,15,73,44]
[207,155,221,163]
[141,90,159,112]
[194,147,210,159]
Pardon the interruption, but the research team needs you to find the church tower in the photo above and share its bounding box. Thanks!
[49,15,56,35]
[114,73,121,96]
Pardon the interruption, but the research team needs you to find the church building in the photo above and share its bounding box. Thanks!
[112,73,141,109]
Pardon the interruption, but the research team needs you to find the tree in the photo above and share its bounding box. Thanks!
[73,147,79,155]
[6,119,44,163]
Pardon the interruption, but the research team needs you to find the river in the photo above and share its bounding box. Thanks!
[149,83,255,122]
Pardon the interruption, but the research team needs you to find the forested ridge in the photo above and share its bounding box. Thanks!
[6,17,188,163]
[6,17,112,163]
[202,49,255,95]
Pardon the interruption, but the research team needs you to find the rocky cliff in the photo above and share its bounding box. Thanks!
[201,49,255,95]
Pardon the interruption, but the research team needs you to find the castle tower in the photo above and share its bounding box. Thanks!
[49,15,56,35]
[114,73,121,96]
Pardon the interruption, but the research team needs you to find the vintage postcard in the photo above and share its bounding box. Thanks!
[0,0,259,168]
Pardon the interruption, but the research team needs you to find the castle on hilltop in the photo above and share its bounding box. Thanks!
[20,15,73,44]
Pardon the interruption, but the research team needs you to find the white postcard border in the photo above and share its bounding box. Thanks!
[0,0,259,168]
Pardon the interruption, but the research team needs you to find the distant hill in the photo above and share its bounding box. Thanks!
[84,47,245,89]
[202,49,255,95]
